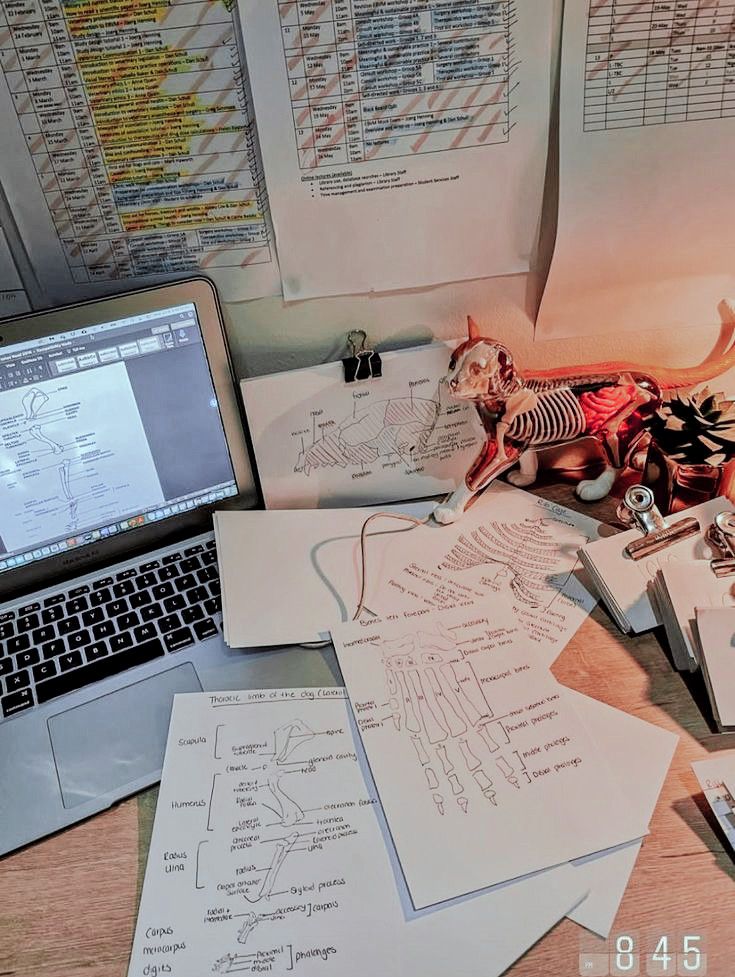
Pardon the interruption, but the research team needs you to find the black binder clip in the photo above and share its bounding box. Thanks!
[342,329,382,383]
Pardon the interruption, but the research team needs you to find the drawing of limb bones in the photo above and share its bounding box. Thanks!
[58,459,78,527]
[295,397,439,475]
[439,519,583,607]
[213,952,254,973]
[383,623,521,812]
[22,387,49,420]
[243,831,299,904]
[261,720,314,827]
[29,424,64,454]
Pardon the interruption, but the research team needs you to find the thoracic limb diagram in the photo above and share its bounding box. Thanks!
[239,720,316,905]
[383,623,524,815]
[295,397,440,475]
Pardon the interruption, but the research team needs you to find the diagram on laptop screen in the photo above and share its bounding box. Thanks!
[0,361,164,554]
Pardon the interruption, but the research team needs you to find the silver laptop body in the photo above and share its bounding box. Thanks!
[0,278,333,855]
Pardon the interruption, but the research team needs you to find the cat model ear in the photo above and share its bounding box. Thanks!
[498,348,514,384]
[467,315,481,340]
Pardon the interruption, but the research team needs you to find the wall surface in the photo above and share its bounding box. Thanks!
[221,0,734,388]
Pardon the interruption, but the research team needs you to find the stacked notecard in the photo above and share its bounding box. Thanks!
[650,562,735,671]
[693,608,735,731]
[692,753,735,852]
[578,498,728,634]
[127,682,677,977]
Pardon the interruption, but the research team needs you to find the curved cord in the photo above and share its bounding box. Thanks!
[299,508,435,649]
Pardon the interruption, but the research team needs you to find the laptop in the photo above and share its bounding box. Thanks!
[0,278,275,855]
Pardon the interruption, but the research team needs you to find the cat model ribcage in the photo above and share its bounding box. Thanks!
[507,386,587,447]
[382,628,523,816]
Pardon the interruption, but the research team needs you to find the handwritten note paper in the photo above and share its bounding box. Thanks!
[332,610,644,909]
[359,483,601,664]
[127,690,587,977]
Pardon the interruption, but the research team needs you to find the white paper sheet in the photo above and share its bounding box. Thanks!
[332,610,644,909]
[0,226,29,319]
[537,0,735,339]
[578,497,727,634]
[566,690,677,937]
[214,501,435,647]
[241,341,481,509]
[694,607,735,730]
[239,0,553,299]
[692,752,735,852]
[658,561,735,669]
[127,688,588,977]
[0,362,163,553]
[358,482,601,664]
[0,0,280,303]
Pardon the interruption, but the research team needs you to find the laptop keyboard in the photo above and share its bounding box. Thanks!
[0,539,222,720]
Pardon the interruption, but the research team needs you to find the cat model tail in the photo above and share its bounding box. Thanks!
[525,299,735,391]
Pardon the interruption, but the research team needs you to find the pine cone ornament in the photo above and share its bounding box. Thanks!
[649,387,735,466]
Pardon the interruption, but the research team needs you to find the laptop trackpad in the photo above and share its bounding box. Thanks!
[48,664,202,808]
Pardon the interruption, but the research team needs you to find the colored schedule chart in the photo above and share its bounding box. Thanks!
[279,0,518,168]
[0,0,272,284]
[584,0,735,131]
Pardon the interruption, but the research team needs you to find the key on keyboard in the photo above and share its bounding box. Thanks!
[0,538,223,719]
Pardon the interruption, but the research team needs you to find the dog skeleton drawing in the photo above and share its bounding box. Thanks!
[434,313,735,524]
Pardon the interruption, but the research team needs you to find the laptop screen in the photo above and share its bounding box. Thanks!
[0,302,237,575]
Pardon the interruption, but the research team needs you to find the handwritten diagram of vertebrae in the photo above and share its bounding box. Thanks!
[295,397,438,475]
[382,624,526,818]
[439,518,574,608]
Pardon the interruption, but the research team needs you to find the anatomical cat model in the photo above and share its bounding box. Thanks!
[434,314,735,524]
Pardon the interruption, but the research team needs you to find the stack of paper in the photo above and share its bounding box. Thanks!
[693,608,735,732]
[127,684,676,977]
[692,753,735,852]
[650,562,735,672]
[215,483,602,662]
[331,608,675,918]
[578,498,728,634]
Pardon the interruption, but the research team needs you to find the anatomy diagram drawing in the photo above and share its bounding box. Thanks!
[382,623,525,818]
[296,397,441,476]
[0,364,164,553]
[241,720,314,904]
[439,518,583,608]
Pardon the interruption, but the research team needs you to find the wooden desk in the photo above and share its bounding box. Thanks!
[2,483,735,977]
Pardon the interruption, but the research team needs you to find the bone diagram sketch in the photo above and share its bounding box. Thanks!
[382,623,525,816]
[439,518,584,607]
[295,396,441,475]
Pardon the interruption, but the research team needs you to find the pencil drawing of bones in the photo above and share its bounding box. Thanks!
[382,623,522,813]
[260,719,314,827]
[438,518,582,608]
[22,387,49,420]
[58,459,78,527]
[29,424,64,454]
[295,397,439,475]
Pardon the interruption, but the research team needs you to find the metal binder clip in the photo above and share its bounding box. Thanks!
[706,511,735,577]
[342,329,382,383]
[616,485,701,561]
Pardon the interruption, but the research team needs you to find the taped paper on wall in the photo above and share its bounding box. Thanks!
[0,0,280,304]
[239,0,554,299]
[537,0,735,338]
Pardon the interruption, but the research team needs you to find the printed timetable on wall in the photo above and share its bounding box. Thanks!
[584,0,735,132]
[279,0,517,169]
[0,0,280,303]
